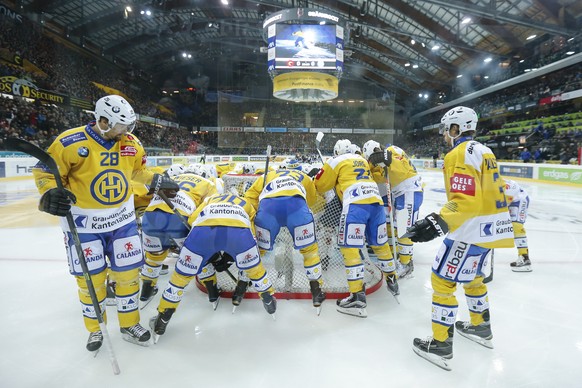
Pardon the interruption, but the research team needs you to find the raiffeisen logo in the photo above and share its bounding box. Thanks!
[543,170,569,179]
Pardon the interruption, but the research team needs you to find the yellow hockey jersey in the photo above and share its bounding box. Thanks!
[146,173,218,217]
[33,124,155,233]
[188,193,256,230]
[314,153,382,206]
[215,162,237,178]
[440,139,514,248]
[244,169,317,210]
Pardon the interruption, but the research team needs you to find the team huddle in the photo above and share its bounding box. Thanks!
[31,95,532,371]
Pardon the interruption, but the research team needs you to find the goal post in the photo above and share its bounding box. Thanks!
[194,173,384,299]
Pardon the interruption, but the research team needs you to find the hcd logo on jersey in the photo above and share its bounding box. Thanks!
[91,169,129,205]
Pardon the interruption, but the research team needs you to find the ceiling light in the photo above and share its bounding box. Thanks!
[125,6,132,12]
[431,44,440,51]
[484,75,489,79]
[404,62,410,67]
[140,10,144,14]
[524,69,531,72]
[484,57,492,63]
[182,52,187,58]
[456,74,463,78]
[221,0,229,4]
[567,37,574,42]
[519,59,525,63]
[319,21,326,25]
[410,39,415,45]
[526,34,537,40]
[418,93,422,98]
[423,94,428,99]
[566,51,575,55]
[412,64,418,68]
[421,42,425,48]
[145,10,152,16]
[461,17,472,24]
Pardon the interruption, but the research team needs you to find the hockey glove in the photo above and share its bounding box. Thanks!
[403,212,448,242]
[209,251,235,272]
[148,173,180,198]
[39,188,77,217]
[307,167,320,178]
[368,149,392,168]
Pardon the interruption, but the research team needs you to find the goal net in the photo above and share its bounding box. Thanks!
[196,173,384,299]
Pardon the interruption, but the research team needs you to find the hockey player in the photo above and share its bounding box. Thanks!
[244,165,326,314]
[186,163,224,195]
[363,141,423,278]
[150,193,277,341]
[406,106,514,370]
[313,139,399,318]
[139,166,218,308]
[215,162,236,178]
[504,179,532,272]
[32,95,179,352]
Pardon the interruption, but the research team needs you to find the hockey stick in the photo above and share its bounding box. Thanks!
[315,132,325,164]
[156,191,238,283]
[5,138,121,375]
[383,166,399,261]
[262,145,272,189]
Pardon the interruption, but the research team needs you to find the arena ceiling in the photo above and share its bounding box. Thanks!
[13,0,582,98]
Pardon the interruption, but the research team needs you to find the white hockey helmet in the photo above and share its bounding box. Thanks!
[93,95,136,135]
[362,140,381,160]
[440,106,478,135]
[185,163,207,177]
[287,159,302,170]
[242,163,256,174]
[166,163,185,177]
[348,143,362,155]
[333,139,351,156]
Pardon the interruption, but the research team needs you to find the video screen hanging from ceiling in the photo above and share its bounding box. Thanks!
[274,24,338,70]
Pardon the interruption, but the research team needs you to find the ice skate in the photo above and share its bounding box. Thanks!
[231,279,249,314]
[385,273,400,304]
[336,291,367,318]
[149,308,175,344]
[86,331,103,353]
[203,280,221,311]
[396,260,414,279]
[139,280,158,309]
[455,320,494,349]
[120,323,151,347]
[260,292,277,319]
[309,280,326,316]
[510,255,532,272]
[412,336,453,371]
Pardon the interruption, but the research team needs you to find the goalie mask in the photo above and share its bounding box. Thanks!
[242,163,256,174]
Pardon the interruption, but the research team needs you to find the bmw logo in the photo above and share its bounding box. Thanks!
[78,146,89,157]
